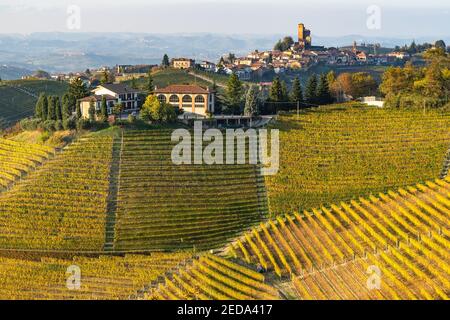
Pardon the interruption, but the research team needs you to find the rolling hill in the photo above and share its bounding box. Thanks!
[0,80,68,130]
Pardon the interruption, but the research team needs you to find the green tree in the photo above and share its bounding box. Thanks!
[35,93,46,119]
[47,96,56,120]
[304,74,318,104]
[434,40,446,50]
[224,73,244,114]
[113,102,124,119]
[244,86,260,116]
[269,76,283,102]
[131,77,138,89]
[146,71,154,94]
[61,94,71,121]
[100,96,108,121]
[55,96,62,121]
[290,77,303,103]
[316,74,333,105]
[68,77,89,100]
[76,103,82,119]
[140,95,176,123]
[88,100,96,122]
[162,54,170,68]
[101,70,110,84]
[281,80,288,102]
[351,72,377,98]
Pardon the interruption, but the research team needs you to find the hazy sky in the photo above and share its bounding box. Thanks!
[0,0,449,37]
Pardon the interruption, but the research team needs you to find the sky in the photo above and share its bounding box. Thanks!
[0,0,449,37]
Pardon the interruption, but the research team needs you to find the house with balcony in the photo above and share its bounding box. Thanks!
[79,83,141,119]
[92,83,141,111]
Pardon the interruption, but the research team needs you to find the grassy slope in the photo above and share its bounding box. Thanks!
[266,104,450,214]
[0,80,68,129]
[122,68,212,90]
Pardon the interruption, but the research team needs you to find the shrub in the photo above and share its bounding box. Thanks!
[42,120,56,132]
[128,114,136,123]
[63,118,76,130]
[20,118,41,131]
[39,131,51,143]
[76,119,90,131]
[55,120,63,131]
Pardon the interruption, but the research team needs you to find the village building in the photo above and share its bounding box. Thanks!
[155,84,216,118]
[172,58,195,69]
[199,61,216,72]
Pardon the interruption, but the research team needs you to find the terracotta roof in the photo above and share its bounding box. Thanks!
[154,84,212,94]
[79,94,117,102]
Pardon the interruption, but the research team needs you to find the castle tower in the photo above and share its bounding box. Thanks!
[298,23,312,49]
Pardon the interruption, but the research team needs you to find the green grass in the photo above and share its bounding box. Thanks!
[0,80,68,130]
[266,104,450,214]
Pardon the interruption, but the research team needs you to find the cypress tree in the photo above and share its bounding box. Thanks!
[76,102,82,119]
[88,100,96,123]
[244,86,260,116]
[101,96,108,121]
[146,71,154,94]
[62,93,71,121]
[55,96,62,120]
[47,96,56,120]
[41,94,48,121]
[35,93,45,119]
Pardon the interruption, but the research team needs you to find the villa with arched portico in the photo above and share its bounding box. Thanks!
[154,84,215,118]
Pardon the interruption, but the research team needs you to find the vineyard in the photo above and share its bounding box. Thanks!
[267,106,450,214]
[113,130,268,251]
[0,252,191,300]
[0,105,448,300]
[0,138,54,190]
[0,80,68,130]
[147,254,279,300]
[228,177,450,299]
[0,135,114,251]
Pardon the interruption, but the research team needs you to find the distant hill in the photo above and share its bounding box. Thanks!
[0,80,68,130]
[0,65,32,80]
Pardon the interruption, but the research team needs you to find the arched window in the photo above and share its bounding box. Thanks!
[195,95,205,104]
[182,95,192,103]
[169,95,180,104]
[157,95,166,103]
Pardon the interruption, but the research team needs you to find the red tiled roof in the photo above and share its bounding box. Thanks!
[154,84,212,94]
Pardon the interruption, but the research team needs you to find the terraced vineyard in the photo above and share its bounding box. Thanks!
[0,138,54,190]
[0,80,68,130]
[228,177,450,299]
[112,130,268,251]
[0,135,114,251]
[147,254,279,300]
[0,252,192,300]
[268,106,450,214]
